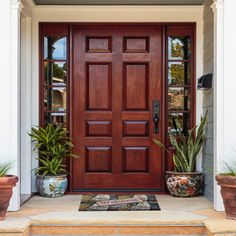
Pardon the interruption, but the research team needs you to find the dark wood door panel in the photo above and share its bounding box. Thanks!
[73,25,162,190]
[82,173,161,189]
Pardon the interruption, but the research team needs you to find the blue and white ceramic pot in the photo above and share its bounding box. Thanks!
[36,175,68,198]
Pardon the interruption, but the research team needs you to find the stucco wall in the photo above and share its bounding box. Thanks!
[202,0,214,202]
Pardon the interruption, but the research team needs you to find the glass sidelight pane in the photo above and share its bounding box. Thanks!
[168,62,191,86]
[168,87,190,111]
[168,36,191,60]
[44,87,67,111]
[44,62,67,85]
[168,112,190,135]
[44,36,67,60]
[44,112,67,128]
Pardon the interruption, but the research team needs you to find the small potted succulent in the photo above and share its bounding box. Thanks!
[216,160,236,220]
[0,161,18,220]
[29,124,77,198]
[153,112,208,197]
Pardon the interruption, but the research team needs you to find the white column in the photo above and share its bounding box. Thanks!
[212,0,224,211]
[212,0,236,211]
[223,0,236,188]
[0,0,22,211]
[21,12,32,196]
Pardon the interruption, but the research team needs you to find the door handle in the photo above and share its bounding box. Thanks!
[153,100,160,133]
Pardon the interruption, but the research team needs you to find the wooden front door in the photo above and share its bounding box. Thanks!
[72,25,163,191]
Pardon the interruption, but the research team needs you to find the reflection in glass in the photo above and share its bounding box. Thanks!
[168,112,189,135]
[44,87,67,111]
[168,36,191,60]
[168,88,190,111]
[44,112,67,128]
[44,36,67,60]
[44,62,67,85]
[168,62,190,85]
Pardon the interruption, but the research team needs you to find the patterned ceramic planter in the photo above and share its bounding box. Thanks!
[36,175,68,198]
[166,171,204,197]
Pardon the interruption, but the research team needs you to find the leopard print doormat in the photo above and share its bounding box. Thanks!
[79,194,161,211]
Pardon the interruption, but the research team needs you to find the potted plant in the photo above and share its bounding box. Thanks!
[153,112,208,197]
[29,124,76,198]
[215,161,236,220]
[0,161,18,220]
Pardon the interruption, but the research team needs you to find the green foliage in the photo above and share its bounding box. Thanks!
[220,160,236,176]
[171,40,184,58]
[29,124,77,176]
[53,63,66,80]
[0,161,14,177]
[170,64,184,85]
[34,157,67,176]
[153,112,208,172]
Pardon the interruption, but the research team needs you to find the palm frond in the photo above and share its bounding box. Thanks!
[29,124,78,176]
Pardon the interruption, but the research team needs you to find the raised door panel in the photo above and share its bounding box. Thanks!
[123,37,150,53]
[86,63,112,111]
[123,63,149,111]
[86,147,112,172]
[86,121,112,137]
[122,147,149,172]
[86,36,112,53]
[123,121,149,137]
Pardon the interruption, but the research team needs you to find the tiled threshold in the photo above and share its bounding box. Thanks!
[1,195,235,236]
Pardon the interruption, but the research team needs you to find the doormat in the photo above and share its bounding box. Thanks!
[79,194,161,211]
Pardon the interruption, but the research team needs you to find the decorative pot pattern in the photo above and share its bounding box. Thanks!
[36,175,68,198]
[166,171,204,197]
[216,175,236,220]
[0,175,19,220]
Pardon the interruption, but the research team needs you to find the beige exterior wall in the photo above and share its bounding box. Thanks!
[202,0,214,201]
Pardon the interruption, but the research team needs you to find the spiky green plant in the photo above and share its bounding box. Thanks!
[29,124,77,176]
[153,112,208,172]
[33,157,67,176]
[220,160,236,176]
[0,162,14,177]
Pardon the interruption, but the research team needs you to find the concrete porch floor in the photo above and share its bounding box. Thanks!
[0,195,235,236]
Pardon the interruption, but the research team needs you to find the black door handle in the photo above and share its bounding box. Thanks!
[153,114,159,133]
[153,100,160,133]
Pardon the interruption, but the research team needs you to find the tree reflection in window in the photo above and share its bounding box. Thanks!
[167,35,192,135]
[168,37,191,60]
[43,35,68,128]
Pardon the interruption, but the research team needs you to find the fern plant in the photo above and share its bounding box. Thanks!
[0,162,14,177]
[153,112,208,172]
[29,124,77,176]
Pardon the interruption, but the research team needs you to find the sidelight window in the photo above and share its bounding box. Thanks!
[40,29,69,128]
[167,28,194,135]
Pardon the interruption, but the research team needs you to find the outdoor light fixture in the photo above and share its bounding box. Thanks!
[197,73,212,90]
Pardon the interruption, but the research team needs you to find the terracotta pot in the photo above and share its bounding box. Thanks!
[215,175,236,220]
[166,171,204,197]
[0,175,18,220]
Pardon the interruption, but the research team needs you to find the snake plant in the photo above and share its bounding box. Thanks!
[29,124,77,176]
[0,162,14,177]
[220,160,236,176]
[153,112,208,172]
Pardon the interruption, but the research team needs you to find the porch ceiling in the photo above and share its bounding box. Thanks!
[33,0,204,5]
